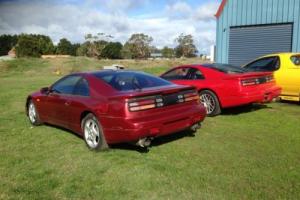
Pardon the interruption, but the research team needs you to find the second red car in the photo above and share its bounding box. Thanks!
[161,64,281,116]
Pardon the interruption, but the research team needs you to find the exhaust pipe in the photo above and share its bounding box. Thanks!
[136,137,152,148]
[190,123,201,132]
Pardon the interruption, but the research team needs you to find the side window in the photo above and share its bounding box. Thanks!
[291,55,300,66]
[161,68,189,80]
[73,78,89,96]
[244,56,280,72]
[51,75,81,95]
[188,68,205,80]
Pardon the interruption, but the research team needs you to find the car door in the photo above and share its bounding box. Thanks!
[46,75,82,128]
[67,77,91,132]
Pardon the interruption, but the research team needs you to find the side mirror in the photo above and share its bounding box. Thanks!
[40,87,50,94]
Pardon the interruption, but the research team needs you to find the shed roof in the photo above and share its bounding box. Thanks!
[215,0,227,18]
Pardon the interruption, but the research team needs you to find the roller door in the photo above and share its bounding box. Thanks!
[229,23,293,66]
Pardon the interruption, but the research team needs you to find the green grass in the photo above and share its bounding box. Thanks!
[0,57,299,199]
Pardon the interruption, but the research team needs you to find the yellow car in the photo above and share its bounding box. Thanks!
[243,53,300,101]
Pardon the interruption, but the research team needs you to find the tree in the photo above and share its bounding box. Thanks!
[120,44,133,59]
[37,35,55,55]
[70,43,80,56]
[175,34,198,58]
[101,42,123,59]
[124,33,153,59]
[76,41,89,56]
[161,46,175,58]
[56,38,73,55]
[0,34,18,56]
[83,33,110,58]
[15,34,41,57]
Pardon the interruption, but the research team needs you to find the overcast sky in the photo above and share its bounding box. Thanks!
[0,0,221,54]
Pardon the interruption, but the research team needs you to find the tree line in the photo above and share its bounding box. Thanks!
[0,33,198,59]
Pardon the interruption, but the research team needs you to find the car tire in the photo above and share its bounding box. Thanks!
[82,113,108,151]
[27,100,42,125]
[199,90,221,117]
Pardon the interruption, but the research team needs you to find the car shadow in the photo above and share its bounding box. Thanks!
[44,123,83,139]
[279,100,300,105]
[110,129,195,153]
[221,103,271,115]
[45,123,195,153]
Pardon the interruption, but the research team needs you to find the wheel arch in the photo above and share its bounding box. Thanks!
[25,96,32,116]
[80,110,98,128]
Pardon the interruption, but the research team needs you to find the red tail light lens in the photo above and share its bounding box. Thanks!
[128,96,163,112]
[241,75,274,86]
[183,91,199,102]
[128,90,199,112]
[241,78,258,86]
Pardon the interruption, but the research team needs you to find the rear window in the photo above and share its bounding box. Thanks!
[93,71,173,91]
[203,63,247,74]
[291,55,300,66]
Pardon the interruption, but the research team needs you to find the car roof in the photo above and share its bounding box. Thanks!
[259,52,300,58]
[70,70,145,76]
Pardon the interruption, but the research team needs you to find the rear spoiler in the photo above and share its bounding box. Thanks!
[223,71,273,80]
[108,85,196,100]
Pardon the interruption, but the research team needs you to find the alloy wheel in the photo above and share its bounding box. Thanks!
[200,93,216,115]
[84,119,100,149]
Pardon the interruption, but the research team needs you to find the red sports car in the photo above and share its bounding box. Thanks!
[26,70,206,150]
[161,64,281,116]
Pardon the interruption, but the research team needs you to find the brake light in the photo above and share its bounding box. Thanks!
[241,75,274,86]
[128,90,199,112]
[183,91,199,102]
[128,96,163,112]
[241,78,258,86]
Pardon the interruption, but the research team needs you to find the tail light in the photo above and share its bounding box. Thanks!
[241,75,274,86]
[241,78,259,86]
[183,91,199,102]
[128,90,199,112]
[128,96,163,112]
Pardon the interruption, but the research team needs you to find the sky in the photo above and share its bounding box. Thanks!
[0,0,221,54]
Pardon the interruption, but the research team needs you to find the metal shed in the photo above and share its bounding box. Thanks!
[215,0,300,66]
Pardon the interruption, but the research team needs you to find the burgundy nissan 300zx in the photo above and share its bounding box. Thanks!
[26,70,206,150]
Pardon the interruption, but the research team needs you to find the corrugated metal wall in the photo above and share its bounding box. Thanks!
[216,0,300,64]
[229,23,293,65]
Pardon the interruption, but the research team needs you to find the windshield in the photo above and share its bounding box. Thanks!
[202,63,247,74]
[93,71,173,91]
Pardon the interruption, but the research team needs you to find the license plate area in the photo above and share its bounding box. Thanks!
[163,93,181,106]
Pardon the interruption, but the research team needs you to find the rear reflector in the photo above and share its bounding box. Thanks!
[128,90,199,112]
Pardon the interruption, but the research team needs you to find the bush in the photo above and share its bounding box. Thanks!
[0,34,18,56]
[15,34,41,57]
[101,42,123,59]
[15,34,55,57]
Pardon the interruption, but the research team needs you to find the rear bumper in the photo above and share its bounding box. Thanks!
[100,104,206,144]
[222,86,281,108]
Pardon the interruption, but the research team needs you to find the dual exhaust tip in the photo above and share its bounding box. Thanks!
[136,137,152,148]
[136,122,202,148]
